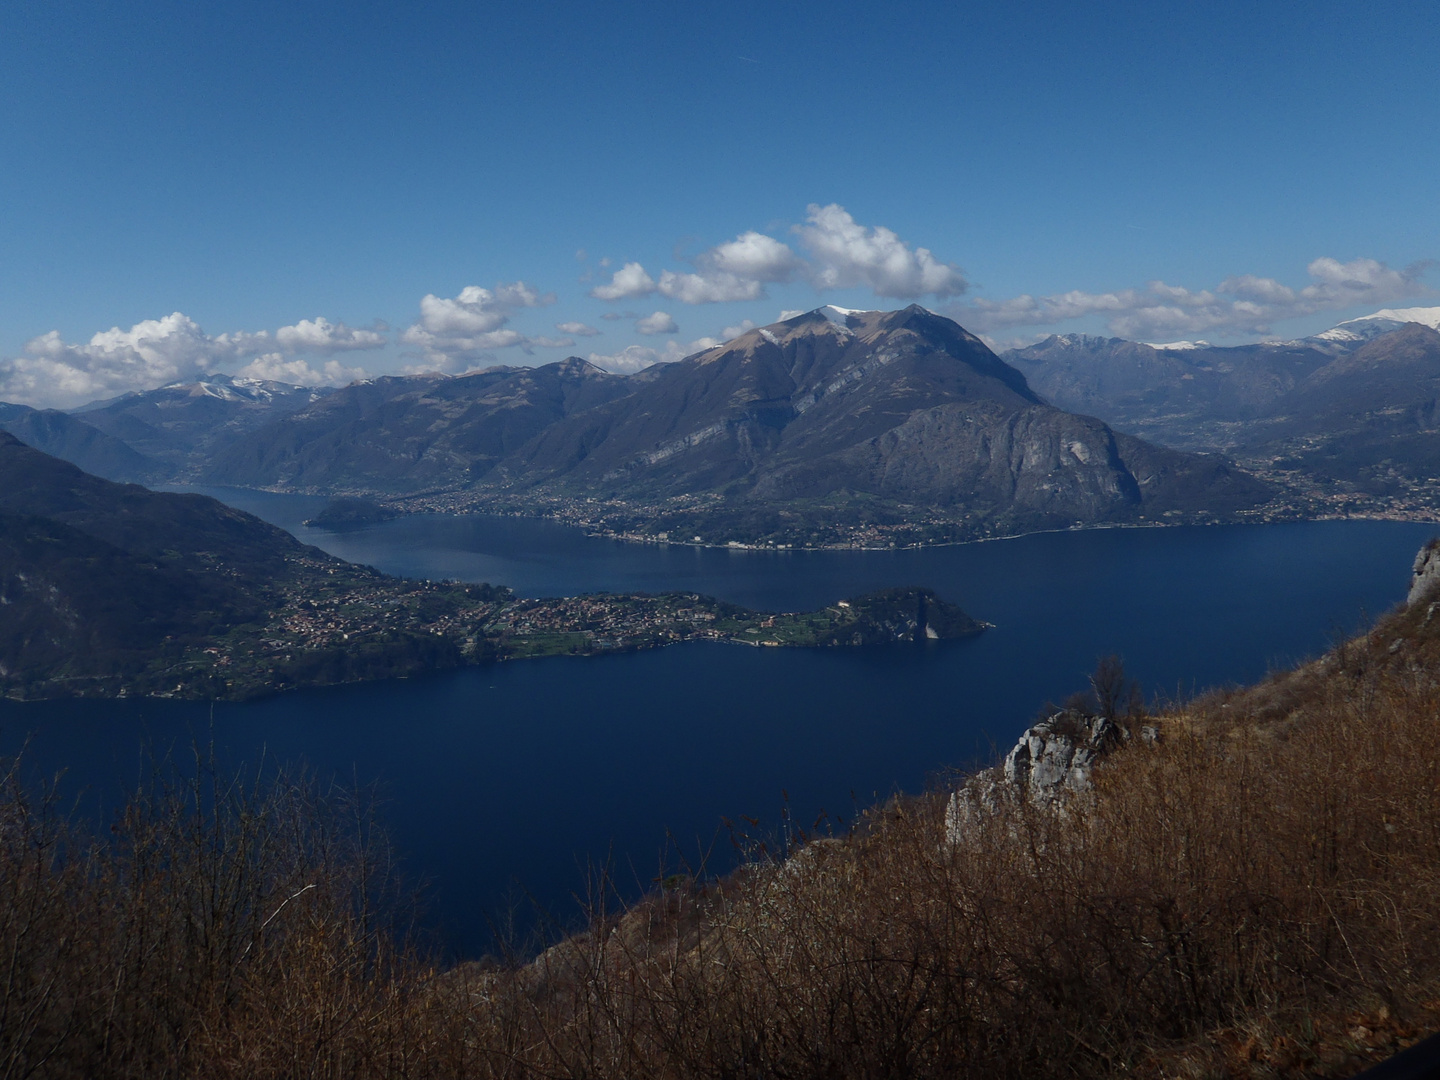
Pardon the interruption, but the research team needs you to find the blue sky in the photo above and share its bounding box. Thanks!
[3,0,1438,406]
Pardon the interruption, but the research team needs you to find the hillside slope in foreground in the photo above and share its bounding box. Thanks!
[442,547,1440,1079]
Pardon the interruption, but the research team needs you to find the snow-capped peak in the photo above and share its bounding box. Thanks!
[1317,306,1440,343]
[1145,340,1211,351]
[817,304,869,326]
[1348,306,1440,330]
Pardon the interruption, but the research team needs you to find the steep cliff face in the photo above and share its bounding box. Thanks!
[753,401,1135,510]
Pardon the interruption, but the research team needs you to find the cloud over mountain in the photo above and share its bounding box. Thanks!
[0,312,385,409]
[958,257,1434,341]
[635,311,679,335]
[235,354,369,388]
[587,204,967,306]
[400,282,556,368]
[794,204,968,298]
[273,317,386,353]
[590,263,657,302]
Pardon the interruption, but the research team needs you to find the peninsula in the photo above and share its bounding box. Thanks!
[0,433,982,701]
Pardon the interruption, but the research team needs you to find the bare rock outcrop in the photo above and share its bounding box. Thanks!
[945,708,1153,845]
[1408,539,1440,607]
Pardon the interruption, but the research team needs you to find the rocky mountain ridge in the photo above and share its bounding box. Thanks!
[2,306,1280,546]
[192,305,1268,544]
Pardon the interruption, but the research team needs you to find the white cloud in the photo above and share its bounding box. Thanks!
[720,319,757,340]
[708,230,804,281]
[589,262,656,301]
[0,309,391,408]
[636,311,679,335]
[656,269,765,304]
[273,316,386,354]
[236,354,367,388]
[1,313,250,409]
[794,204,968,299]
[586,345,667,374]
[556,320,601,336]
[407,284,549,337]
[955,257,1434,340]
[651,229,804,305]
[589,207,964,309]
[401,282,555,368]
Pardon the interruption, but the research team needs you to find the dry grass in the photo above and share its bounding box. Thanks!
[4,601,1440,1077]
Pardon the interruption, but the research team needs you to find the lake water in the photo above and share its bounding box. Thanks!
[2,492,1435,956]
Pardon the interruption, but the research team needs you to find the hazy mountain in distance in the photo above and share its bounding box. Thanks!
[74,374,336,477]
[1003,311,1440,511]
[203,358,636,493]
[0,402,161,482]
[1003,335,1335,451]
[1002,308,1440,454]
[1250,323,1440,494]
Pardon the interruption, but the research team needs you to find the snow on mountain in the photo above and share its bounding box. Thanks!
[817,304,874,325]
[1355,306,1440,329]
[1315,306,1440,344]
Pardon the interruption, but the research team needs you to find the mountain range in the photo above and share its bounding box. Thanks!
[199,305,1270,542]
[1002,307,1440,504]
[11,303,1439,545]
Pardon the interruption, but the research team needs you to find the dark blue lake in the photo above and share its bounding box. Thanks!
[2,493,1435,956]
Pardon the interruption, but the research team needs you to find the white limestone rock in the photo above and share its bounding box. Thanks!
[945,708,1124,846]
[1408,540,1440,607]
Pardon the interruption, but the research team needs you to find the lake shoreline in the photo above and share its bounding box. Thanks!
[5,515,1435,958]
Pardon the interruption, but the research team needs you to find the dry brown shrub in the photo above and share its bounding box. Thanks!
[462,623,1440,1079]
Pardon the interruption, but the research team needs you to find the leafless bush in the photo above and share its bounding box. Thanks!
[0,750,486,1079]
